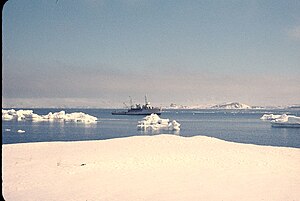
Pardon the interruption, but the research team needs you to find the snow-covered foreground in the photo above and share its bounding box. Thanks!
[2,109,97,123]
[3,135,300,201]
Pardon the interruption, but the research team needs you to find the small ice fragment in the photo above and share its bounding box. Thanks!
[17,130,25,133]
[5,128,11,131]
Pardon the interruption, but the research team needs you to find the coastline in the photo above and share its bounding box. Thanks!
[3,134,300,201]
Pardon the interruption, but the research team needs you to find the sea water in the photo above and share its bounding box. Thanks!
[2,108,300,148]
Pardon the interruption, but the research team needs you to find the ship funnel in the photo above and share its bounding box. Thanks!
[145,95,150,105]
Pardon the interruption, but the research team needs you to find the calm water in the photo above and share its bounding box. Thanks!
[2,108,300,148]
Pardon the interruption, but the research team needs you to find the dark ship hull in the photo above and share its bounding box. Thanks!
[112,108,162,115]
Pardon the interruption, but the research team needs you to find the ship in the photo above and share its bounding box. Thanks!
[112,96,162,115]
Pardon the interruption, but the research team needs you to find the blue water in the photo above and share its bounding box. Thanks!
[2,108,300,148]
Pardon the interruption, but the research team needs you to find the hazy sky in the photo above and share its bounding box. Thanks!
[2,0,300,108]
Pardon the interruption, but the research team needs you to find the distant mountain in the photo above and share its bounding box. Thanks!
[210,102,252,109]
[287,105,300,109]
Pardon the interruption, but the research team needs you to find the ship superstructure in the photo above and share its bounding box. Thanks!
[112,96,162,115]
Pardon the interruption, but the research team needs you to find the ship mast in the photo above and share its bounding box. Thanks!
[129,96,134,108]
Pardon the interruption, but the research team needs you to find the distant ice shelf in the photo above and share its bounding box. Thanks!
[210,102,252,109]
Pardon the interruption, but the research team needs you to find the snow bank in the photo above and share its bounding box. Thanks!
[3,135,300,201]
[2,109,97,123]
[137,114,180,131]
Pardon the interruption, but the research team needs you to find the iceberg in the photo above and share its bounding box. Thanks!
[260,114,282,120]
[270,114,300,127]
[260,113,300,128]
[137,114,180,131]
[60,112,98,123]
[2,109,97,123]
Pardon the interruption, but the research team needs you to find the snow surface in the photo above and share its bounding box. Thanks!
[2,135,300,201]
[2,109,97,123]
[137,114,180,131]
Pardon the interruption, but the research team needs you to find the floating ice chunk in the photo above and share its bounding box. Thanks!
[62,112,98,123]
[260,114,282,120]
[260,113,300,127]
[168,120,181,131]
[2,113,15,120]
[2,109,97,124]
[51,111,66,120]
[2,109,35,121]
[260,113,300,123]
[137,114,180,131]
[269,114,300,127]
[16,110,34,120]
[272,114,300,123]
[5,129,11,132]
[17,130,25,133]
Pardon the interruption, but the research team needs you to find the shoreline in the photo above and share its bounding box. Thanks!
[3,134,300,201]
[3,135,300,149]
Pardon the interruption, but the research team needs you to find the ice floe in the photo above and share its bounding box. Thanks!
[17,130,25,133]
[260,114,282,120]
[271,114,300,123]
[2,109,97,123]
[260,113,300,127]
[137,114,180,131]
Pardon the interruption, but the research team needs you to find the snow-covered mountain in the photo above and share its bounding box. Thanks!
[210,102,252,109]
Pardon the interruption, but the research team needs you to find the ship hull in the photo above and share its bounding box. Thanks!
[112,109,161,115]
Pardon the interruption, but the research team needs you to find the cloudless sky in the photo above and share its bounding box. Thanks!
[2,0,300,107]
